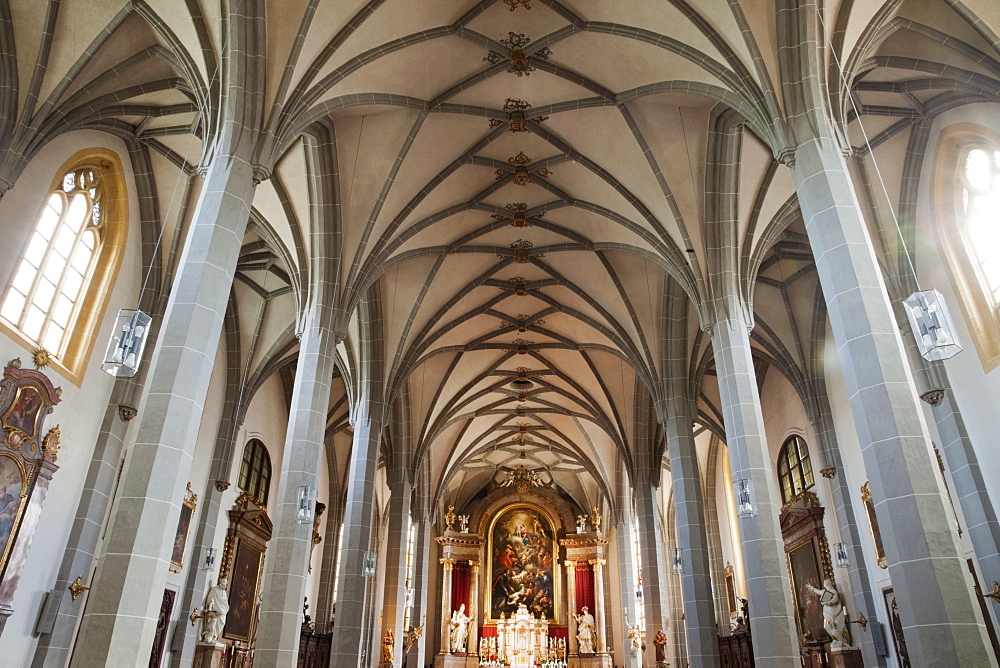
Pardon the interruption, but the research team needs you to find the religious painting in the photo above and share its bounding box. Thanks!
[148,588,175,668]
[883,587,911,667]
[3,386,43,439]
[787,540,826,643]
[0,454,27,575]
[724,563,738,619]
[489,504,557,621]
[861,482,888,569]
[224,542,263,642]
[169,483,197,572]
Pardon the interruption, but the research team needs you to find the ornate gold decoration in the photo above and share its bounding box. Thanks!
[589,506,602,531]
[495,152,553,185]
[42,426,60,462]
[404,625,423,652]
[184,481,198,507]
[498,464,545,492]
[980,581,1000,603]
[31,349,51,369]
[509,277,528,295]
[439,557,457,567]
[847,611,869,632]
[503,0,531,10]
[117,404,137,422]
[488,99,548,132]
[7,358,21,369]
[484,33,551,76]
[920,388,946,405]
[444,504,457,530]
[68,576,91,601]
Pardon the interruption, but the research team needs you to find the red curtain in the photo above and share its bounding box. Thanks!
[575,562,595,613]
[451,560,471,613]
[549,626,569,641]
[480,626,498,638]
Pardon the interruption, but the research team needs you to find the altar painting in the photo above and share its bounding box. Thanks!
[0,454,26,574]
[490,504,556,620]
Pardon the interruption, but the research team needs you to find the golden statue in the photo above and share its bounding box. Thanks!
[382,628,394,662]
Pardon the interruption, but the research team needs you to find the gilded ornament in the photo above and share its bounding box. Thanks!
[31,349,51,369]
[484,33,551,77]
[42,425,61,460]
[503,0,531,10]
[68,576,91,602]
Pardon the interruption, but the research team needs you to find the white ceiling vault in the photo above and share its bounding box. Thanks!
[0,0,997,516]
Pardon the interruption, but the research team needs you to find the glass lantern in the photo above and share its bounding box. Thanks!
[672,547,683,575]
[101,309,152,378]
[902,289,963,361]
[295,485,316,524]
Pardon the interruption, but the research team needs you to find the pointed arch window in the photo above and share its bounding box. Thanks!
[960,147,1000,303]
[0,150,128,383]
[777,435,814,504]
[238,438,272,506]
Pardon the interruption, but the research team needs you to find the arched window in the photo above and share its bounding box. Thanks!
[933,125,1000,371]
[960,146,1000,304]
[0,150,127,383]
[238,438,272,505]
[777,435,814,503]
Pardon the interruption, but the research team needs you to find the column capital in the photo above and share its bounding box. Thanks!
[563,560,576,569]
[440,557,457,567]
[588,558,606,567]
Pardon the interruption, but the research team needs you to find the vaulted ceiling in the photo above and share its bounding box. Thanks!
[2,0,998,516]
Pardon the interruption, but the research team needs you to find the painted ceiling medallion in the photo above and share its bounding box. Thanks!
[509,277,528,295]
[495,152,552,186]
[492,202,532,228]
[485,32,552,77]
[503,0,532,10]
[505,238,541,264]
[489,99,548,132]
[498,465,546,493]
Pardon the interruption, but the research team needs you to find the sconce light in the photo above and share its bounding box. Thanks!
[672,547,683,575]
[834,542,850,568]
[295,485,316,524]
[903,289,962,361]
[102,309,152,377]
[733,478,756,518]
[201,547,218,572]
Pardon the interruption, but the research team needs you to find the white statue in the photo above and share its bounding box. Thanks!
[576,514,588,533]
[458,514,469,532]
[200,578,230,644]
[449,603,471,652]
[575,606,596,653]
[806,578,852,649]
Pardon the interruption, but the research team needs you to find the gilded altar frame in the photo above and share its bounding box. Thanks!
[485,501,562,624]
[169,482,198,572]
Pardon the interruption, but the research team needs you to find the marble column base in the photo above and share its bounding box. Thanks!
[193,643,225,668]
[829,648,864,668]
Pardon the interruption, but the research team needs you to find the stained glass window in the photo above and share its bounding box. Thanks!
[238,438,272,505]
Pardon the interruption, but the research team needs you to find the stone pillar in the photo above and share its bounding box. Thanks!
[408,516,431,667]
[791,137,993,666]
[613,520,641,668]
[665,409,720,665]
[564,560,577,654]
[254,314,338,668]
[378,471,413,667]
[30,393,133,667]
[591,558,609,654]
[329,407,386,663]
[439,558,454,653]
[634,483,669,667]
[71,148,257,667]
[710,315,799,667]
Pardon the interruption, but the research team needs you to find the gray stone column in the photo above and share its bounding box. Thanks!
[665,409,720,665]
[711,314,799,666]
[254,313,338,667]
[71,149,256,667]
[378,469,412,667]
[406,516,431,667]
[329,406,386,663]
[634,482,670,667]
[900,321,1000,633]
[315,488,342,632]
[613,520,641,668]
[30,391,132,668]
[791,137,994,666]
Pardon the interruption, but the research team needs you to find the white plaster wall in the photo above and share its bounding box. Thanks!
[0,131,143,667]
[916,103,1000,519]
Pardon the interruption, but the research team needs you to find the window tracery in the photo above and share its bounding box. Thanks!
[778,435,814,504]
[238,438,272,506]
